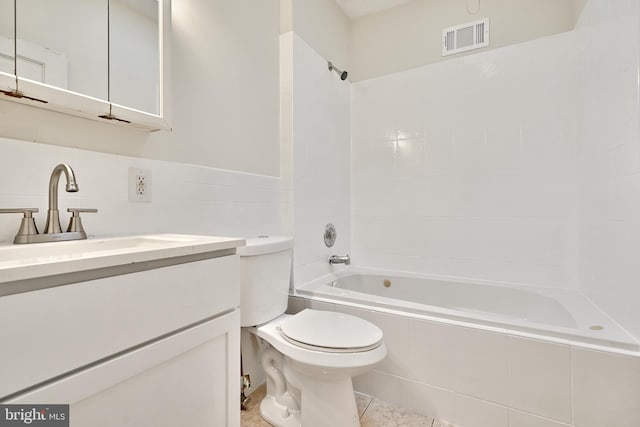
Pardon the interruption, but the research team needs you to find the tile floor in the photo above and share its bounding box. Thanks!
[241,385,455,427]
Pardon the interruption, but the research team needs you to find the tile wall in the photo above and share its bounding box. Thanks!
[575,0,640,341]
[350,29,580,289]
[0,137,286,243]
[288,295,640,427]
[289,34,352,284]
[350,0,640,343]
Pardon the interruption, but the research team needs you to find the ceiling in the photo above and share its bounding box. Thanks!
[334,0,416,19]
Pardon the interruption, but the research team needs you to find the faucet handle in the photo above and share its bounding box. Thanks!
[0,208,40,242]
[66,208,97,234]
[67,208,98,214]
[0,208,39,215]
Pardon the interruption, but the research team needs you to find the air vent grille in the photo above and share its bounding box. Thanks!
[442,18,489,56]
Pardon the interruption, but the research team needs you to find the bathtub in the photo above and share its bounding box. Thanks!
[295,267,638,351]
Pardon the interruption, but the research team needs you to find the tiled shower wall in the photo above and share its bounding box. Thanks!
[351,30,580,289]
[575,0,640,342]
[342,2,640,426]
[351,0,640,339]
[0,137,286,243]
[288,33,352,284]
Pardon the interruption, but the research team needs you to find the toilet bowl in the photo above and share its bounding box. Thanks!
[239,237,386,427]
[252,310,386,427]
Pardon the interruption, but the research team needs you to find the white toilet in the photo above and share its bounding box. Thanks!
[238,236,386,427]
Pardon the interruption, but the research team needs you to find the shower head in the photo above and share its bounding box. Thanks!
[328,61,348,81]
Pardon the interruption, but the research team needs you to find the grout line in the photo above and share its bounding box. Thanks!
[360,396,374,419]
[569,346,575,425]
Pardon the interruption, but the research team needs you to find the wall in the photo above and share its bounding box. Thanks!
[290,0,350,71]
[276,0,352,283]
[351,31,579,288]
[349,0,576,81]
[288,34,351,284]
[0,137,285,243]
[0,0,281,177]
[575,0,640,341]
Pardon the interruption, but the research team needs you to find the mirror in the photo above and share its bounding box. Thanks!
[0,0,15,90]
[16,0,108,100]
[110,0,160,115]
[0,0,168,131]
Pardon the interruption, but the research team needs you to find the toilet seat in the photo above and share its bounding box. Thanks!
[280,309,382,353]
[254,312,386,370]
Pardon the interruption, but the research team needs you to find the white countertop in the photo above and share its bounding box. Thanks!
[0,234,245,284]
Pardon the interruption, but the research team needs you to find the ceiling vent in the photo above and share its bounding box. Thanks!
[442,18,489,56]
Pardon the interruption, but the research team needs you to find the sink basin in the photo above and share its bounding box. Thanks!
[0,234,245,286]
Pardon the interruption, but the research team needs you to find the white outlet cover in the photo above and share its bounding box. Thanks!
[128,167,152,203]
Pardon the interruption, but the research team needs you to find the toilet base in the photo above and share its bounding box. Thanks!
[260,394,301,427]
[260,370,361,427]
[259,344,361,427]
[295,371,360,427]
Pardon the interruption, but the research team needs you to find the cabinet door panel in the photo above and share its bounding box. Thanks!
[0,255,239,397]
[8,311,241,427]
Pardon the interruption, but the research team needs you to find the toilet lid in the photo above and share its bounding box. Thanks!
[280,309,383,353]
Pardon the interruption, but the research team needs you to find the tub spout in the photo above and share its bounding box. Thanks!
[328,254,350,265]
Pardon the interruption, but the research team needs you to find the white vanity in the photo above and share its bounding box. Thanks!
[0,234,244,427]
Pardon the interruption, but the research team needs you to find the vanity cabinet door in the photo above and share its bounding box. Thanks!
[0,254,239,398]
[6,311,241,427]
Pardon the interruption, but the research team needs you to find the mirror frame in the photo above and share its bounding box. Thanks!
[0,0,171,132]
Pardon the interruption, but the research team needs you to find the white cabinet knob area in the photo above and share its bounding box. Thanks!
[0,234,244,427]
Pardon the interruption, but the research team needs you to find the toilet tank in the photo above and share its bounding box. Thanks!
[237,236,294,327]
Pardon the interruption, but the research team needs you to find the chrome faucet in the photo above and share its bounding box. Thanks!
[44,163,79,234]
[0,164,97,244]
[328,254,350,265]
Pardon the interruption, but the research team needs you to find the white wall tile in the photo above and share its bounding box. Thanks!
[508,337,571,423]
[0,137,285,243]
[353,371,371,396]
[453,327,508,405]
[349,0,640,342]
[572,348,640,427]
[369,311,411,378]
[240,329,261,373]
[290,35,351,285]
[305,300,335,311]
[575,3,640,339]
[452,394,508,427]
[334,303,371,321]
[246,365,267,397]
[408,381,455,422]
[286,296,306,315]
[371,371,409,408]
[408,319,456,390]
[350,25,581,290]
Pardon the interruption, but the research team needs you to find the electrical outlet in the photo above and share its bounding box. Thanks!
[128,167,152,202]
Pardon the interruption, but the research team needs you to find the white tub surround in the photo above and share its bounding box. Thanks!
[289,273,640,427]
[284,34,352,284]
